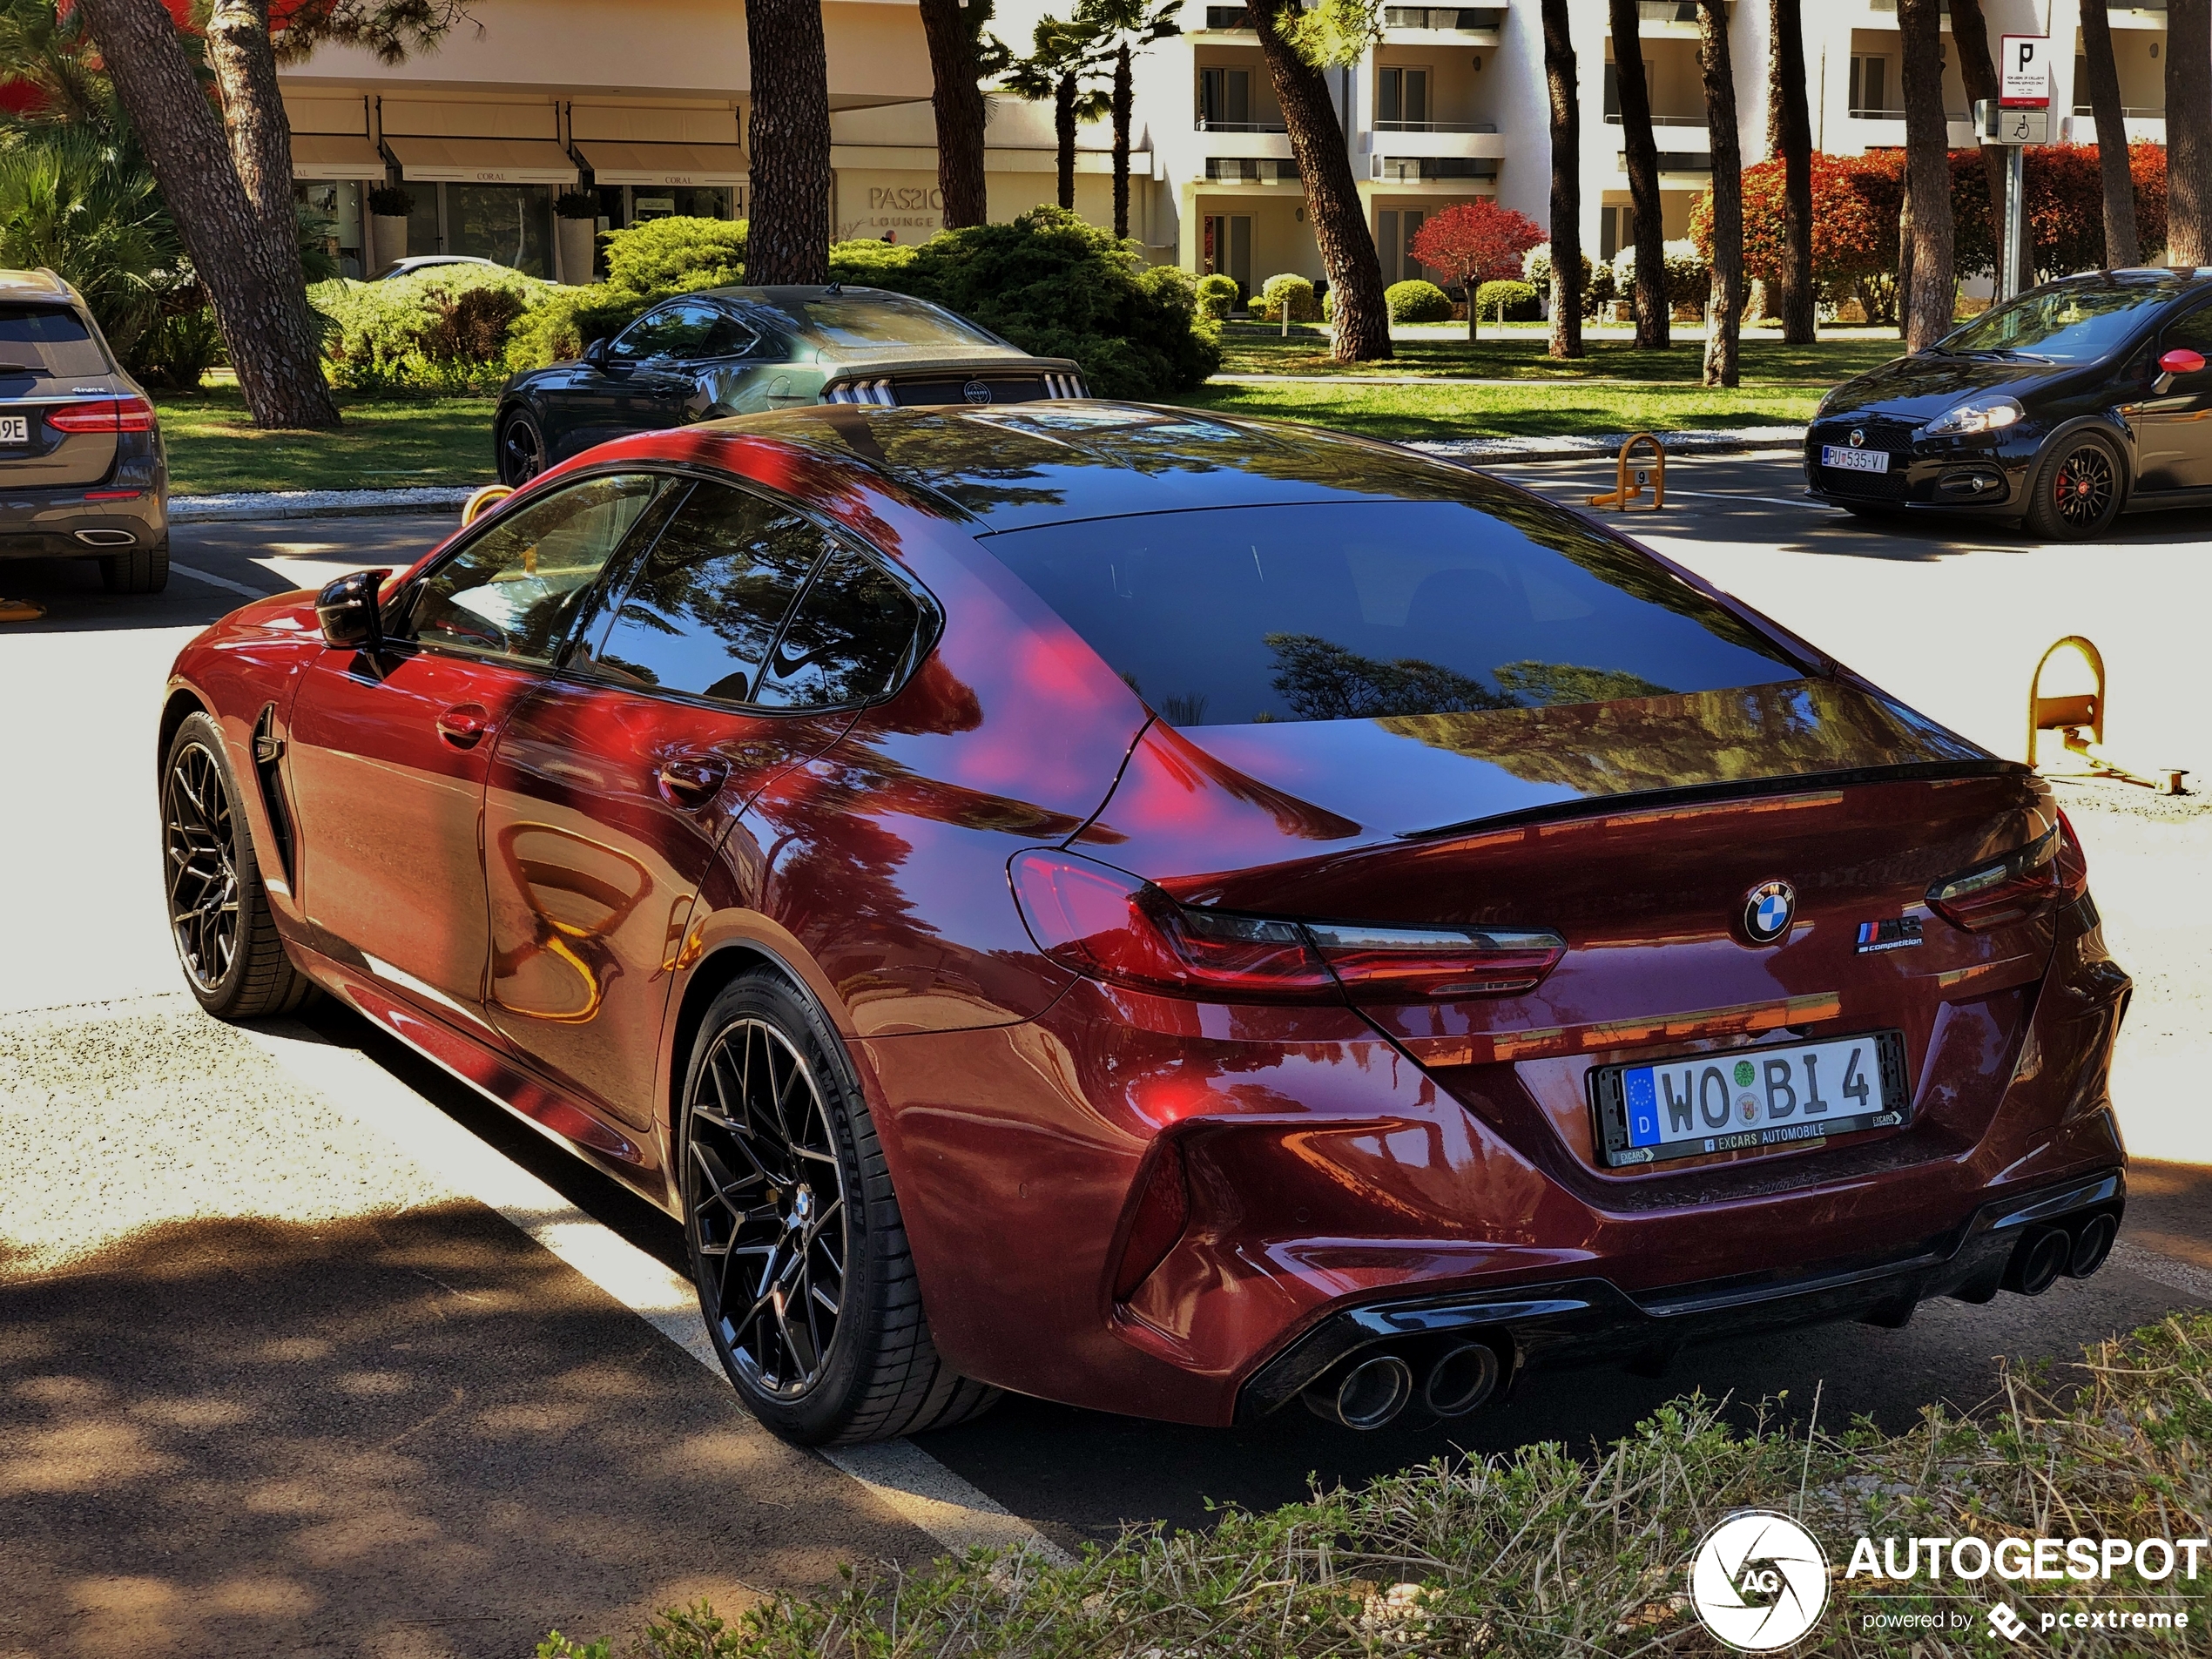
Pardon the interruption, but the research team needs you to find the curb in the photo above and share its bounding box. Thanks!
[171,486,479,524]
[1407,428,1807,465]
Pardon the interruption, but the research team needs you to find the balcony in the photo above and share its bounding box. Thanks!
[1602,112,1710,128]
[1617,149,1714,177]
[1194,5,1257,31]
[2068,109,2168,143]
[1360,123,1506,159]
[1381,6,1505,44]
[1370,154,1500,183]
[1195,125,1295,158]
[2105,0,2168,27]
[1634,1,1728,38]
[1204,156,1303,184]
[1194,118,1289,132]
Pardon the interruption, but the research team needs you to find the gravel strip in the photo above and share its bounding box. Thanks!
[1409,427,1807,463]
[171,485,479,523]
[0,995,450,1278]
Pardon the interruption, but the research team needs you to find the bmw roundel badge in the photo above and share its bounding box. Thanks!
[963,379,994,405]
[1741,880,1797,945]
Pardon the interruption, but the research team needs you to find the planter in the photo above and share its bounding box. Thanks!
[556,217,596,286]
[370,212,411,268]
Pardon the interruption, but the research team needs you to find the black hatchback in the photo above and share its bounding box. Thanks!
[0,267,167,590]
[1807,268,2212,541]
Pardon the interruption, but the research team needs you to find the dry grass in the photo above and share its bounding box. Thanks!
[541,1313,2212,1657]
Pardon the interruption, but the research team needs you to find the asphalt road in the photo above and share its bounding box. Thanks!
[3,467,2209,1657]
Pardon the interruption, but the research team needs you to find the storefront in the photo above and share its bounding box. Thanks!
[570,104,746,250]
[378,101,578,279]
[286,96,381,276]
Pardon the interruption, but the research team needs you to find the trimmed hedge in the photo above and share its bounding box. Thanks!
[1258,273,1318,322]
[1194,272,1239,320]
[314,263,556,395]
[1385,278,1452,323]
[1474,278,1540,322]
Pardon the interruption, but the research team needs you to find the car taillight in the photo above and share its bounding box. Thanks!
[1926,820,2067,931]
[825,379,896,406]
[1008,849,1564,1003]
[45,395,155,434]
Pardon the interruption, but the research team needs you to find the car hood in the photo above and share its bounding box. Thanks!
[1817,353,2083,423]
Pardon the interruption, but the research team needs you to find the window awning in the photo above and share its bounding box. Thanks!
[289,132,383,180]
[576,139,748,187]
[384,135,579,185]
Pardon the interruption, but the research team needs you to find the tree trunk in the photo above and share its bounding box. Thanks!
[1696,0,1742,387]
[1251,0,1391,362]
[920,0,991,230]
[78,0,339,428]
[1899,0,1955,350]
[1542,0,1582,359]
[2169,0,2212,264]
[1896,166,1914,341]
[745,0,831,283]
[1055,73,1077,208]
[1948,0,2009,255]
[2079,0,2141,266]
[1768,0,1816,344]
[1113,44,1134,239]
[1608,0,1669,349]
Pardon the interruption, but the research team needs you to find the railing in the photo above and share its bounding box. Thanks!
[1205,157,1302,181]
[1602,113,1710,125]
[1372,118,1501,132]
[1381,7,1505,27]
[1194,118,1290,132]
[1848,106,1973,119]
[2073,105,2167,117]
[1374,156,1501,179]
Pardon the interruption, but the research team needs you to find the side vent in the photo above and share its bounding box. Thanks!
[251,704,297,889]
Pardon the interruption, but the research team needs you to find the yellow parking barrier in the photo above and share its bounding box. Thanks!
[1587,432,1665,512]
[2028,634,2188,795]
[0,596,43,623]
[462,483,516,527]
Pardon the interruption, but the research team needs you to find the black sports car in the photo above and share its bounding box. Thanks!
[1807,268,2212,540]
[494,285,1086,484]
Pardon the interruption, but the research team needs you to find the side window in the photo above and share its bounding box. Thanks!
[408,473,667,664]
[2163,304,2212,360]
[583,482,829,702]
[753,546,925,711]
[610,300,738,364]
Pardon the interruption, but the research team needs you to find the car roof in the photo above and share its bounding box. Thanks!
[714,401,1496,532]
[0,267,78,304]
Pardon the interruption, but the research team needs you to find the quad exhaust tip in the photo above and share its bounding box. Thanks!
[1304,1341,1503,1430]
[74,529,135,546]
[2005,1212,2120,1298]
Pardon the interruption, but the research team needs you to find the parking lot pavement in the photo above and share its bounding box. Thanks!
[3,490,2210,1641]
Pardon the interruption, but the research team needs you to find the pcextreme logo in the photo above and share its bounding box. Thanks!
[1689,1511,1831,1651]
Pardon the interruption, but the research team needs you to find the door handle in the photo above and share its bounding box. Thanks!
[657,755,728,807]
[436,703,492,747]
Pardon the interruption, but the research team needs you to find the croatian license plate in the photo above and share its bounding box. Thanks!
[1821,442,1888,474]
[1590,1030,1907,1168]
[0,415,28,444]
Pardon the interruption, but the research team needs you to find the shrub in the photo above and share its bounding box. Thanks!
[367,184,414,217]
[1193,272,1239,320]
[553,191,597,221]
[1521,244,1608,320]
[1474,278,1539,321]
[1608,239,1710,312]
[136,301,225,390]
[1384,278,1452,323]
[315,262,555,393]
[502,282,657,370]
[600,215,747,294]
[826,206,1218,399]
[1258,273,1318,322]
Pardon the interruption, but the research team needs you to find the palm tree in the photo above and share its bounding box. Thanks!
[920,0,1006,231]
[1608,0,1668,349]
[2078,0,2140,266]
[1074,0,1180,240]
[1541,0,1581,360]
[1696,0,1741,386]
[1250,0,1391,362]
[2168,0,2211,264]
[1898,0,1954,348]
[1002,17,1112,210]
[745,0,831,280]
[1767,0,1815,344]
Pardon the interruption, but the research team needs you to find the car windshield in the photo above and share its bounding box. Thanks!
[779,293,1004,351]
[982,499,1802,726]
[1933,282,2167,361]
[0,305,106,378]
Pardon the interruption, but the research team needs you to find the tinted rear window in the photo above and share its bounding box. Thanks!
[0,305,106,378]
[779,293,1003,351]
[982,500,1801,725]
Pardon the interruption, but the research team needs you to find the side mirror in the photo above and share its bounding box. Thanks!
[317,567,391,652]
[582,336,611,368]
[2155,347,2204,394]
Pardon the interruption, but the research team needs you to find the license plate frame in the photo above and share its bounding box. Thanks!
[1820,442,1889,475]
[0,415,30,445]
[1589,1029,1909,1169]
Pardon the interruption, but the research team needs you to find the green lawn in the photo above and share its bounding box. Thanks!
[157,388,498,496]
[1212,322,1904,385]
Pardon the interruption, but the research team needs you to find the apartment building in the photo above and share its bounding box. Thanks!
[277,0,2167,289]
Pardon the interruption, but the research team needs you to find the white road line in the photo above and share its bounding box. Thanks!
[170,560,276,599]
[238,1017,1071,1567]
[1655,489,1845,512]
[2110,1239,2212,1302]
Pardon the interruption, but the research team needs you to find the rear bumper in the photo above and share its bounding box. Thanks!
[0,486,168,558]
[1235,1167,2124,1419]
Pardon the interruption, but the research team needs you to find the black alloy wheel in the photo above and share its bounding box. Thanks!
[160,712,313,1019]
[679,971,1000,1445]
[497,408,546,486]
[2026,433,2123,541]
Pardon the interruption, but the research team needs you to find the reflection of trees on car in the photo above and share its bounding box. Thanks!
[1494,661,1672,707]
[1265,633,1516,722]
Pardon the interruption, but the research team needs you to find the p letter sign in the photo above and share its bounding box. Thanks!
[2000,36,2053,108]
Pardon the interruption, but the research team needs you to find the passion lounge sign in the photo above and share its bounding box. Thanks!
[840,175,945,240]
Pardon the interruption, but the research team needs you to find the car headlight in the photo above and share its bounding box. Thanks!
[1815,383,1851,418]
[1922,396,2025,437]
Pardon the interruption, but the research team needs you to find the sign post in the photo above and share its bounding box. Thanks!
[1982,34,2053,303]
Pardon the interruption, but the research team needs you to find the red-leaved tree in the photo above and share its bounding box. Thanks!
[1410,199,1544,341]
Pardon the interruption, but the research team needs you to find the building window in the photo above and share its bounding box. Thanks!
[1849,54,1892,117]
[1378,66,1431,127]
[1377,207,1427,283]
[1198,66,1252,127]
[394,182,557,277]
[1600,203,1635,261]
[1202,212,1252,292]
[294,181,363,279]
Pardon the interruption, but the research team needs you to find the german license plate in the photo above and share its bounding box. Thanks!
[1590,1030,1907,1168]
[1820,442,1887,474]
[0,415,28,444]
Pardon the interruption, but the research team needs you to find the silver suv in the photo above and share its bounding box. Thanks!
[0,268,169,593]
